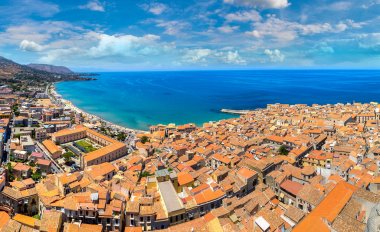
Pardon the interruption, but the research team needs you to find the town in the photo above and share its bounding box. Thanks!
[1,82,380,232]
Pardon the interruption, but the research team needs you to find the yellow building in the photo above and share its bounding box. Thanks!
[303,150,333,168]
[50,125,128,168]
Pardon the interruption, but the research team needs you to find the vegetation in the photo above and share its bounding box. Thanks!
[12,104,19,113]
[278,145,289,156]
[6,163,15,182]
[31,170,42,181]
[140,171,153,178]
[13,133,21,139]
[75,140,97,153]
[32,214,41,220]
[63,151,75,163]
[141,136,149,144]
[9,155,27,163]
[28,161,36,167]
[116,132,126,141]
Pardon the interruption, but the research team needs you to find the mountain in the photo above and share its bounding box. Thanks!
[27,63,74,74]
[0,56,94,85]
[0,56,24,78]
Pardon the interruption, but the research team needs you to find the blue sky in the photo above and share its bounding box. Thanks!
[0,0,379,71]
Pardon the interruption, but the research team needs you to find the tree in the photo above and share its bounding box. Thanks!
[278,145,289,155]
[141,136,149,144]
[13,133,21,139]
[6,163,15,181]
[117,132,126,141]
[140,171,152,178]
[63,152,74,163]
[31,170,42,181]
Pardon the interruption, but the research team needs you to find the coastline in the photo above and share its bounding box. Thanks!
[49,83,148,134]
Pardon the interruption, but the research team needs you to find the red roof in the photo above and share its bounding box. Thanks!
[293,181,357,232]
[280,180,303,196]
[37,159,51,166]
[177,172,194,186]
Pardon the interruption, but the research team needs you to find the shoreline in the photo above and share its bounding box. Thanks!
[49,83,148,134]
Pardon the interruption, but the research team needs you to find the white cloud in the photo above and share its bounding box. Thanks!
[309,42,335,54]
[183,48,246,65]
[328,1,352,11]
[356,33,380,49]
[79,0,105,12]
[39,48,81,63]
[19,40,44,52]
[88,34,161,57]
[361,0,380,9]
[142,3,168,15]
[218,25,239,33]
[264,49,285,62]
[36,31,176,65]
[183,49,212,63]
[224,0,290,9]
[246,16,352,43]
[220,51,246,64]
[154,20,189,36]
[0,21,85,46]
[0,0,60,18]
[225,10,261,22]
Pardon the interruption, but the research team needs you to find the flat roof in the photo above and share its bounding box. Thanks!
[155,169,169,178]
[157,181,184,213]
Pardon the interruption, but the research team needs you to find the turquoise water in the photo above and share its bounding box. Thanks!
[55,70,380,130]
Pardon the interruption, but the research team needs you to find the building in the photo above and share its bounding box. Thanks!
[0,179,38,216]
[50,125,128,168]
[42,140,63,159]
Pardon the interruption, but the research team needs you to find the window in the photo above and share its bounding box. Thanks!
[147,216,151,222]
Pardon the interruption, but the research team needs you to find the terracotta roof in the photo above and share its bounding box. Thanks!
[63,223,103,232]
[0,212,10,231]
[194,188,225,205]
[177,172,194,186]
[237,167,257,179]
[124,227,143,232]
[212,153,231,164]
[37,159,52,166]
[53,126,86,138]
[293,181,357,232]
[280,180,303,196]
[13,163,31,171]
[13,214,39,228]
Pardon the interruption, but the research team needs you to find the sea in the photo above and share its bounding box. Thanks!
[55,70,380,130]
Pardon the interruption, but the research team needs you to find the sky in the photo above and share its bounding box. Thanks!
[0,0,379,71]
